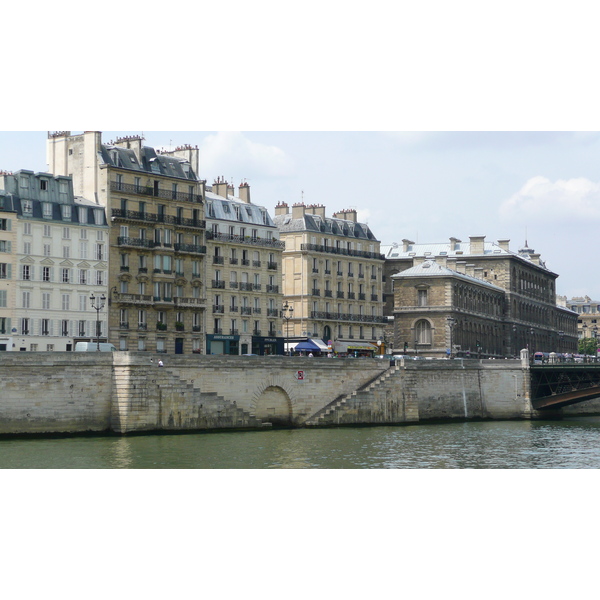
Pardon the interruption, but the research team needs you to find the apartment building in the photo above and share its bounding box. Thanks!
[273,203,386,356]
[0,170,108,351]
[561,296,600,340]
[205,179,284,355]
[46,131,206,354]
[384,236,577,356]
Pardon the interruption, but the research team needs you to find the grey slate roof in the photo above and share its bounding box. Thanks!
[205,190,276,228]
[99,144,198,180]
[273,213,378,241]
[392,259,504,292]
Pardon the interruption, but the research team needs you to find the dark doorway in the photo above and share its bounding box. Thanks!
[175,338,184,354]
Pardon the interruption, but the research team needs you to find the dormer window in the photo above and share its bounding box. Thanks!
[61,205,72,220]
[43,203,52,219]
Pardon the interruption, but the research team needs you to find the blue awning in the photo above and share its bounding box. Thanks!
[294,340,322,351]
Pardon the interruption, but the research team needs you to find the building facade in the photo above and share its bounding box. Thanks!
[204,179,284,355]
[273,203,386,356]
[561,296,600,341]
[46,132,207,354]
[0,170,108,352]
[385,236,577,356]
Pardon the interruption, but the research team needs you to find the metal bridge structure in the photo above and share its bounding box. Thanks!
[530,363,600,410]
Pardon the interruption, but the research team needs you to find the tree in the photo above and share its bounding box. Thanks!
[578,337,598,355]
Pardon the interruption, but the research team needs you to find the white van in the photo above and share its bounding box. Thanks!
[74,342,116,352]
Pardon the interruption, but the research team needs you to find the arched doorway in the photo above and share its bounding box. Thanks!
[254,386,293,426]
[323,325,331,344]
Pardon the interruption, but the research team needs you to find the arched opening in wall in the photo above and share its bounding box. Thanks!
[323,325,332,343]
[415,319,432,345]
[254,386,293,426]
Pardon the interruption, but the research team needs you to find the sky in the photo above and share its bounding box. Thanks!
[1,130,600,299]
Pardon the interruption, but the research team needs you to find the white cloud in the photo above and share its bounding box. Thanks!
[499,176,600,224]
[198,132,294,181]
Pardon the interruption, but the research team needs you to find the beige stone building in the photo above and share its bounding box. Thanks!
[562,296,600,342]
[46,132,206,354]
[0,169,108,352]
[204,179,284,355]
[384,236,577,356]
[273,203,386,356]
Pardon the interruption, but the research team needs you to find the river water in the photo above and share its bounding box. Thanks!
[2,416,600,468]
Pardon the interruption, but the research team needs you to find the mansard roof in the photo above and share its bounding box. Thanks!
[205,190,276,228]
[273,212,378,241]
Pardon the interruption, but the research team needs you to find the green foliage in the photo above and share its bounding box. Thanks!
[578,337,598,355]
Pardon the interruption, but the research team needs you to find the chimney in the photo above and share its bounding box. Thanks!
[339,209,357,222]
[497,239,510,252]
[306,203,326,218]
[238,182,251,204]
[446,257,457,272]
[275,202,289,216]
[449,237,462,251]
[114,134,143,163]
[469,235,485,255]
[465,263,475,277]
[227,184,235,198]
[531,253,541,265]
[402,239,415,252]
[456,261,467,274]
[474,267,484,279]
[213,177,228,198]
[292,202,306,219]
[164,144,200,175]
[437,254,447,268]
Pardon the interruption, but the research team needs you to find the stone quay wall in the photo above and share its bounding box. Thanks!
[0,352,583,436]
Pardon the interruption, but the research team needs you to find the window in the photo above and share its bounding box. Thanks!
[63,246,70,258]
[42,293,51,310]
[80,227,87,239]
[79,269,88,285]
[79,242,88,259]
[62,294,70,311]
[79,320,86,336]
[417,289,428,307]
[96,271,105,286]
[21,318,30,335]
[22,291,31,308]
[43,203,53,219]
[23,222,31,235]
[21,265,32,281]
[96,230,104,241]
[43,244,51,257]
[63,227,70,239]
[23,241,31,255]
[79,208,88,224]
[41,319,50,336]
[62,205,71,220]
[61,320,70,336]
[0,290,6,307]
[415,319,432,345]
[42,267,51,282]
[95,244,104,260]
[0,218,9,231]
[0,263,9,279]
[22,200,33,216]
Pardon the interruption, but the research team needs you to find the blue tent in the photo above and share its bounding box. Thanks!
[294,339,322,352]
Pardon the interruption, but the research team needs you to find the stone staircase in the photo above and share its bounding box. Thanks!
[112,365,266,433]
[304,363,417,426]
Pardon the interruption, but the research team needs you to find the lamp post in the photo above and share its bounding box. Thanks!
[282,301,294,356]
[90,292,106,351]
[512,324,517,357]
[446,316,456,359]
[377,338,382,356]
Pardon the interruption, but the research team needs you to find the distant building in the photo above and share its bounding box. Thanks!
[563,296,600,341]
[274,203,386,356]
[46,131,207,354]
[0,169,108,351]
[384,236,577,356]
[204,179,284,355]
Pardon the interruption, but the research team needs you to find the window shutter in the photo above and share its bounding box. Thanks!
[6,219,11,231]
[49,320,54,336]
[6,264,11,279]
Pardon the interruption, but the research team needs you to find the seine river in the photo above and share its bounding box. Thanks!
[2,416,600,468]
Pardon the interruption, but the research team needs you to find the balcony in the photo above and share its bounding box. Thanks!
[253,284,262,291]
[337,271,343,277]
[267,330,276,337]
[358,273,365,279]
[347,292,356,300]
[230,258,239,265]
[119,322,129,329]
[174,297,206,308]
[252,329,261,336]
[253,308,261,314]
[311,289,320,296]
[267,262,278,270]
[118,237,156,249]
[192,325,202,332]
[229,306,239,312]
[206,230,285,249]
[358,293,366,301]
[241,259,250,266]
[230,329,239,336]
[138,323,148,330]
[213,255,225,265]
[300,243,385,261]
[229,281,239,289]
[138,267,148,274]
[371,294,378,301]
[337,291,344,299]
[267,308,279,317]
[309,311,388,324]
[213,328,223,335]
[324,290,333,297]
[266,285,279,294]
[241,307,252,315]
[113,292,153,306]
[312,268,319,273]
[348,272,354,278]
[213,305,224,314]
[325,269,331,275]
[173,243,206,255]
[212,280,225,289]
[239,282,253,291]
[110,181,203,204]
[120,266,129,273]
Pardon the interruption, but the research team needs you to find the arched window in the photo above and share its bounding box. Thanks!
[415,319,432,345]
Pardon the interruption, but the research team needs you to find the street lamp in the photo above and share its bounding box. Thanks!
[89,292,106,351]
[377,338,383,356]
[282,301,294,356]
[446,316,456,359]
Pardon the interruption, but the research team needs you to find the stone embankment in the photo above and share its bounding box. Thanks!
[0,352,570,436]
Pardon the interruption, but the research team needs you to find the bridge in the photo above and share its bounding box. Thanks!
[530,363,600,410]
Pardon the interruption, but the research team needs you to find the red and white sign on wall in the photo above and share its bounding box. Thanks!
[295,370,305,381]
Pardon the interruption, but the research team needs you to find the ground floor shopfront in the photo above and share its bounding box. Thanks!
[206,334,284,356]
